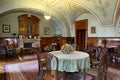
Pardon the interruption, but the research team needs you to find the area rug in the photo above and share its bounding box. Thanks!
[107,68,120,80]
[5,60,39,80]
[22,54,37,60]
[4,60,120,80]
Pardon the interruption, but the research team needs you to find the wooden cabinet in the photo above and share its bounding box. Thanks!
[40,37,53,51]
[52,37,67,49]
[18,14,40,37]
[40,37,67,51]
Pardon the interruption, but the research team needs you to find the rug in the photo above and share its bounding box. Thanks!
[22,54,37,60]
[107,68,120,80]
[4,60,120,80]
[5,60,39,80]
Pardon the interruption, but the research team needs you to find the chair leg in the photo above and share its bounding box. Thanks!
[37,66,40,75]
[83,69,86,80]
[38,70,44,80]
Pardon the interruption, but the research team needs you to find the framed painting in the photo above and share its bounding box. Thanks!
[27,24,32,34]
[91,26,96,34]
[44,27,50,35]
[2,24,10,33]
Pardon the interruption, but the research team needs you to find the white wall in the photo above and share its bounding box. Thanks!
[0,13,56,37]
[0,14,19,37]
[0,12,120,38]
[76,13,120,37]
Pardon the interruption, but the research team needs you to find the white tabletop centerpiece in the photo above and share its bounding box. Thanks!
[60,43,74,54]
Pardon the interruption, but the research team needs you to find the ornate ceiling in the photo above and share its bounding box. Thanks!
[0,0,120,36]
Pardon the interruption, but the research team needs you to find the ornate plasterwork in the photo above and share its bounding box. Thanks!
[86,0,118,26]
[0,0,119,36]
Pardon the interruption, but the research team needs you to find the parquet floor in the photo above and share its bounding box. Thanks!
[0,53,120,80]
[0,53,37,80]
[109,61,120,70]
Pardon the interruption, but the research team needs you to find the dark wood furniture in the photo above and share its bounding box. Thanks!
[40,37,67,51]
[114,45,120,62]
[36,50,62,80]
[0,38,18,58]
[86,51,109,80]
[75,19,88,51]
[0,46,6,58]
[18,14,40,37]
[4,45,16,57]
[90,46,103,68]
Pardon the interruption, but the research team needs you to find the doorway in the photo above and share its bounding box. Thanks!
[75,19,88,51]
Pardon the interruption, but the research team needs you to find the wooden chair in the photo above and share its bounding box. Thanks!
[36,50,63,80]
[90,46,108,68]
[89,46,100,68]
[86,52,109,80]
[115,45,120,62]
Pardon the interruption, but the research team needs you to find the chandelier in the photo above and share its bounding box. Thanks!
[44,0,51,20]
[44,9,51,20]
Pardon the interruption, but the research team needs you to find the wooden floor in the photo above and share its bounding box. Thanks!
[109,61,120,70]
[0,53,37,80]
[0,53,120,80]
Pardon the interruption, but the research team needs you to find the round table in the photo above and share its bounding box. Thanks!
[49,51,90,72]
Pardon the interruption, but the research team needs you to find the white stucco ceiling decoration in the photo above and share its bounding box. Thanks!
[0,0,119,36]
[86,0,119,26]
[0,0,119,25]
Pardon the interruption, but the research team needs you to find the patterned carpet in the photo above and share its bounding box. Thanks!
[5,60,39,80]
[4,60,120,80]
[107,68,120,80]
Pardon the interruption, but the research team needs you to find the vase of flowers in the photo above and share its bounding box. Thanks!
[61,43,74,54]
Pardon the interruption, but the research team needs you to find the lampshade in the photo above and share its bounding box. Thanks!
[44,12,51,20]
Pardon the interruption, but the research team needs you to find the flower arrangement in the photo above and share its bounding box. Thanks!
[61,43,74,54]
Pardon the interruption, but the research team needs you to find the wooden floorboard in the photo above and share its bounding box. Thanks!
[0,53,120,80]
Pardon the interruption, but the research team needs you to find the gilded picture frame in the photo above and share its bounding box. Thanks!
[44,27,50,35]
[91,26,96,34]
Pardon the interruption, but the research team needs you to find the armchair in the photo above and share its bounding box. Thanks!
[5,45,16,57]
[5,40,16,57]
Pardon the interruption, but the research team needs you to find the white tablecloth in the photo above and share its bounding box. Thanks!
[49,51,90,72]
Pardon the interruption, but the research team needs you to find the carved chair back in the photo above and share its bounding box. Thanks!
[36,50,59,80]
[97,52,109,80]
